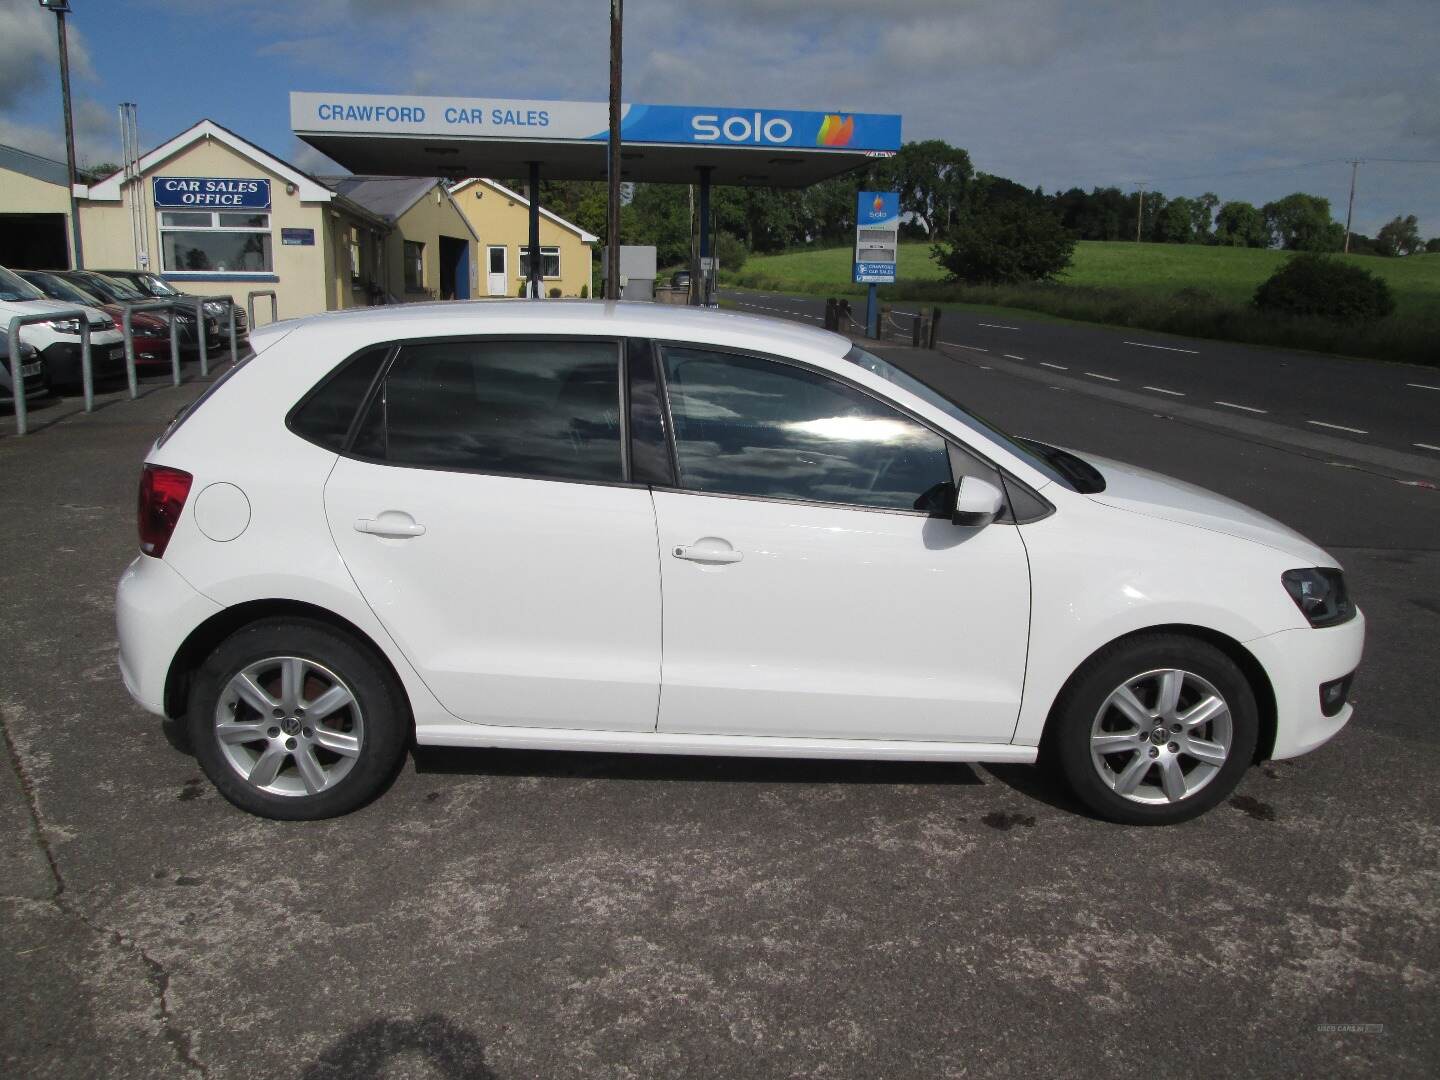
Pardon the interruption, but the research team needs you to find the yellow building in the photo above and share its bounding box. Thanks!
[0,143,77,268]
[449,177,597,298]
[74,120,398,321]
[319,176,478,303]
[3,121,590,319]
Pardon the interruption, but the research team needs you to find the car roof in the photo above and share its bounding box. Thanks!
[262,299,852,356]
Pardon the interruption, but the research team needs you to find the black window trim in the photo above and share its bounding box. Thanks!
[647,338,1053,522]
[623,336,679,487]
[286,333,639,491]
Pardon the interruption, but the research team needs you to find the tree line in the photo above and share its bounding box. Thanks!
[526,139,1436,272]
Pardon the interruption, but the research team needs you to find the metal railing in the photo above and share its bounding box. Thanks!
[7,297,243,438]
[7,310,93,436]
[119,299,186,397]
[247,290,278,330]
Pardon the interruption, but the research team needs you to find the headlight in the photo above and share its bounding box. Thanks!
[1281,568,1354,628]
[94,317,116,332]
[47,317,83,334]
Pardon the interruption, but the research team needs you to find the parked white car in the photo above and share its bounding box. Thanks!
[0,265,127,390]
[115,303,1364,823]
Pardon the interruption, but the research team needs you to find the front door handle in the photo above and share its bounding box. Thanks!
[673,541,743,564]
[354,512,426,539]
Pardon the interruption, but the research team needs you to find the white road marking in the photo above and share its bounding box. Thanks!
[1406,383,1440,391]
[1414,443,1440,452]
[1214,401,1268,414]
[1143,386,1186,396]
[978,322,1020,330]
[1040,362,1068,370]
[941,343,989,353]
[1002,354,1025,360]
[1307,420,1369,435]
[1125,341,1200,354]
[1085,372,1120,382]
[894,309,919,317]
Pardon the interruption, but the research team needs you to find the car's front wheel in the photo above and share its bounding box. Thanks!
[187,619,408,819]
[1052,634,1259,825]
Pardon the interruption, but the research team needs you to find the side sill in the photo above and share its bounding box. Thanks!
[413,723,1039,764]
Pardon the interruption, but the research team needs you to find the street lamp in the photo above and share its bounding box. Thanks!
[38,0,83,269]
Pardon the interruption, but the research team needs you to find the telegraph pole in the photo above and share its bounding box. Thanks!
[605,0,623,300]
[40,0,83,268]
[1343,159,1361,254]
[1135,184,1146,244]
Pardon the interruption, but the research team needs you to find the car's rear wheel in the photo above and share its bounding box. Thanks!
[187,619,408,819]
[1053,634,1258,825]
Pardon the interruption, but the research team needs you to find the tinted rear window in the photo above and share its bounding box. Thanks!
[289,347,389,451]
[351,339,624,482]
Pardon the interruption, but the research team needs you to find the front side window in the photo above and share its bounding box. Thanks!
[160,210,272,273]
[353,338,623,482]
[518,246,561,279]
[403,241,425,291]
[661,347,953,513]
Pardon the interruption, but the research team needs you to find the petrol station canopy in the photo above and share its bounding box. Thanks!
[291,92,902,187]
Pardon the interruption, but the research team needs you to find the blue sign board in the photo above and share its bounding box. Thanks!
[153,177,271,210]
[857,190,901,228]
[854,190,899,284]
[606,105,902,152]
[854,261,897,284]
[281,228,315,246]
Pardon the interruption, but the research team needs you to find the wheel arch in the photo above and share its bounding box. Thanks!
[1037,623,1278,764]
[164,598,413,725]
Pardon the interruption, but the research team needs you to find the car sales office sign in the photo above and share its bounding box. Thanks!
[153,177,272,210]
[854,191,899,284]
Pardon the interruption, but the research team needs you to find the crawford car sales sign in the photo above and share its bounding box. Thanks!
[153,177,272,209]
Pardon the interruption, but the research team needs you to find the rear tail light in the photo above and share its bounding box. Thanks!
[138,464,193,557]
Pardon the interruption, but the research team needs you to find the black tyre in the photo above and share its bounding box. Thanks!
[187,619,408,820]
[1051,633,1258,825]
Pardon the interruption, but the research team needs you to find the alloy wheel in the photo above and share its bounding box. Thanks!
[1089,667,1233,805]
[213,656,364,797]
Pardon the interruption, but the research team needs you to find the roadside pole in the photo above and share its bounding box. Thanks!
[853,190,899,341]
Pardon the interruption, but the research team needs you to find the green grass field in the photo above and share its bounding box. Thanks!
[729,241,1440,320]
[724,241,1439,363]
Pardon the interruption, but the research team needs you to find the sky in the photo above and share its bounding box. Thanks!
[2,0,1438,238]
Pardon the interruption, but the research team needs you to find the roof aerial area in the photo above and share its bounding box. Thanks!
[291,92,901,187]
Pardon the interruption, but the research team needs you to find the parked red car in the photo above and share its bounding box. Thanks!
[16,269,176,368]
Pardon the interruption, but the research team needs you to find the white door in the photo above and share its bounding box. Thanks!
[652,346,1031,742]
[323,337,661,731]
[486,245,508,296]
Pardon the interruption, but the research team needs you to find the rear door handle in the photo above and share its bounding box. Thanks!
[673,542,743,564]
[354,513,426,539]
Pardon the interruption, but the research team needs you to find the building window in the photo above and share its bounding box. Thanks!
[518,246,561,280]
[348,227,362,284]
[159,210,272,273]
[404,241,425,292]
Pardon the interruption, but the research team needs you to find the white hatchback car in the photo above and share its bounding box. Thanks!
[116,303,1364,824]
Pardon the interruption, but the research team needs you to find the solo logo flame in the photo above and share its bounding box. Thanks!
[816,114,855,147]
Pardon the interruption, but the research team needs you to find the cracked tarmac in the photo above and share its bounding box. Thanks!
[1,348,1437,1078]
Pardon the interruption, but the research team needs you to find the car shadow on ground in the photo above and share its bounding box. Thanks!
[411,744,986,788]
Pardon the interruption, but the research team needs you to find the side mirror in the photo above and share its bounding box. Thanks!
[952,476,1005,528]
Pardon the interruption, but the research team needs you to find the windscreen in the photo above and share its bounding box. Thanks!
[843,344,1078,490]
[0,266,45,302]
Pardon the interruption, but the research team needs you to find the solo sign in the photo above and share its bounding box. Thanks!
[153,177,271,210]
[853,191,899,284]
